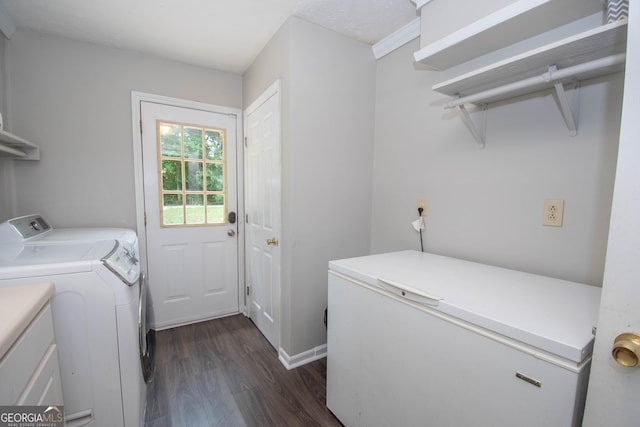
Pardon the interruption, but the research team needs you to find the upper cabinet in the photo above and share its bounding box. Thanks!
[414,0,606,70]
[0,129,40,160]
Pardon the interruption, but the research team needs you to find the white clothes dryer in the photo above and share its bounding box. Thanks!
[0,215,154,427]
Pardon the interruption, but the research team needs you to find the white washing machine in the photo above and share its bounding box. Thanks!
[0,215,155,427]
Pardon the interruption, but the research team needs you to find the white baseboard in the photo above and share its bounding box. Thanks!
[278,344,327,370]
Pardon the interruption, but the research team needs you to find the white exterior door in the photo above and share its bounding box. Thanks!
[244,81,281,349]
[140,100,240,329]
[583,4,640,425]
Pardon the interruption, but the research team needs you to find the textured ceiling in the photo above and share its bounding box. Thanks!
[293,0,417,44]
[0,0,417,74]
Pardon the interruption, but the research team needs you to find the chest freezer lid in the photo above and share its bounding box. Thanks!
[329,250,601,363]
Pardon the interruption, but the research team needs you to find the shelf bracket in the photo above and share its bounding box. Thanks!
[456,104,487,148]
[549,66,578,136]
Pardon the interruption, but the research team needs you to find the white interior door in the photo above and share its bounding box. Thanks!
[244,81,281,349]
[140,101,239,329]
[583,3,640,424]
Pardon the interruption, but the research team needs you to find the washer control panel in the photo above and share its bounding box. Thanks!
[0,214,51,241]
[102,240,140,286]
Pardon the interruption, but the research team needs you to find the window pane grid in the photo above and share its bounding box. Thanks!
[157,120,226,226]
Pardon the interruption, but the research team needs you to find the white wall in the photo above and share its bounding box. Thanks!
[371,37,623,286]
[288,18,375,356]
[0,35,11,222]
[243,20,294,351]
[244,17,376,357]
[5,30,242,228]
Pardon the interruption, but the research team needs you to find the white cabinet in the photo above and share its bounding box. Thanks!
[327,251,599,427]
[0,282,63,405]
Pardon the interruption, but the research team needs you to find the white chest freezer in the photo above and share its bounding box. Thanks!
[326,251,601,427]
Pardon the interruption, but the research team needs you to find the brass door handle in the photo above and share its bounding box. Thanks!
[266,237,279,246]
[612,333,640,367]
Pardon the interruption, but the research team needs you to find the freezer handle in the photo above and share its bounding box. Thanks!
[377,278,441,306]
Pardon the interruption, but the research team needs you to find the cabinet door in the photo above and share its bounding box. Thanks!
[327,273,587,427]
[0,305,55,404]
[16,345,64,405]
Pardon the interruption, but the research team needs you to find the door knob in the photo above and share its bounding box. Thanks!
[227,230,236,237]
[612,333,640,367]
[266,237,279,246]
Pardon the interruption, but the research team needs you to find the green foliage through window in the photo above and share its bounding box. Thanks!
[158,121,226,226]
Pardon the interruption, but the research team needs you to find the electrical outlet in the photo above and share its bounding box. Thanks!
[543,199,564,227]
[417,198,428,216]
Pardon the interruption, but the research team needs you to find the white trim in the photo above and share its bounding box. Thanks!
[0,3,16,39]
[132,91,241,116]
[244,79,281,115]
[411,0,435,10]
[372,17,421,60]
[130,91,245,320]
[278,344,327,370]
[153,311,241,331]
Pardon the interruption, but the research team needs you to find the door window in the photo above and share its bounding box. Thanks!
[157,121,226,226]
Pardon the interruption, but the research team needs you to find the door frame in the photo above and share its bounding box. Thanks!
[131,91,245,323]
[243,80,282,342]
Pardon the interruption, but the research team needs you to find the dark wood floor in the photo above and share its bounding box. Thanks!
[144,314,343,427]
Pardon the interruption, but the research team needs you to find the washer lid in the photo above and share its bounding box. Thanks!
[0,240,117,279]
[34,227,138,247]
[0,240,116,265]
[0,215,138,247]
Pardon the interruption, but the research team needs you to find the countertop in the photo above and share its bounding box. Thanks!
[0,282,55,359]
